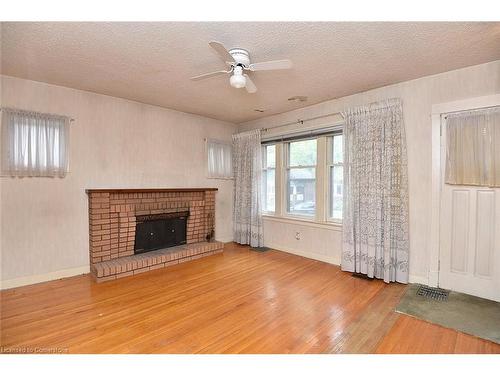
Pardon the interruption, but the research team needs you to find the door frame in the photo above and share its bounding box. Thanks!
[429,94,500,287]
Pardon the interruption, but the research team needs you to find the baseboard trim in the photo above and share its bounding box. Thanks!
[408,274,429,285]
[216,236,234,244]
[266,243,428,285]
[265,242,340,265]
[1,265,90,290]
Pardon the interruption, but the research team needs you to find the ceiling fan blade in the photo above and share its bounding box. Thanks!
[248,59,293,71]
[244,74,257,94]
[190,70,230,81]
[209,41,235,64]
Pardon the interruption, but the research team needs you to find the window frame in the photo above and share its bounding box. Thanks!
[1,109,70,177]
[205,138,233,180]
[327,134,344,223]
[262,143,277,214]
[261,124,343,227]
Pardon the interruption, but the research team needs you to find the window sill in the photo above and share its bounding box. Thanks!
[0,172,71,178]
[262,214,342,231]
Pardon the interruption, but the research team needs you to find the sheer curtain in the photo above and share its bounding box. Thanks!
[445,106,500,187]
[341,98,409,283]
[232,129,264,247]
[1,108,70,177]
[207,139,233,179]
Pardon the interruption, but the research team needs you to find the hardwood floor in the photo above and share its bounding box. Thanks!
[1,243,499,354]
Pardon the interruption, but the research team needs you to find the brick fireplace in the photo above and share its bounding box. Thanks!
[86,188,223,282]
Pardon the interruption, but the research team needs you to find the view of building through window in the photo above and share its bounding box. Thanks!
[287,139,317,216]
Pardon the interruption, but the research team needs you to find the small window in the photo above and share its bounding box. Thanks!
[1,108,70,177]
[206,139,233,179]
[328,134,343,220]
[286,139,317,216]
[445,107,500,187]
[262,144,276,212]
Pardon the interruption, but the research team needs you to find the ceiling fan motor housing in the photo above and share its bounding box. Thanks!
[228,48,250,67]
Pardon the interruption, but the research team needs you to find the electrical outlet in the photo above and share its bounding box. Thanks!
[295,231,301,240]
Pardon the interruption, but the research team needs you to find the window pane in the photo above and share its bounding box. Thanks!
[5,113,68,176]
[289,139,317,166]
[262,144,276,212]
[330,165,343,220]
[288,167,315,215]
[266,145,276,168]
[262,168,275,212]
[332,135,343,164]
[207,141,232,178]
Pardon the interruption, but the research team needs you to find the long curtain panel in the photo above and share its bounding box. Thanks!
[1,108,69,177]
[232,129,264,247]
[341,98,409,283]
[445,106,500,187]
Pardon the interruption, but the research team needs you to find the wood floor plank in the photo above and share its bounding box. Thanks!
[374,315,500,354]
[1,243,499,354]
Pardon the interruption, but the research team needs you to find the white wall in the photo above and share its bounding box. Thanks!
[263,217,342,265]
[0,75,236,288]
[240,60,500,284]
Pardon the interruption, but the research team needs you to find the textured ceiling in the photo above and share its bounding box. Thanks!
[1,22,499,123]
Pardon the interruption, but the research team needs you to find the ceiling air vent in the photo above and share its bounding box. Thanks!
[288,96,308,102]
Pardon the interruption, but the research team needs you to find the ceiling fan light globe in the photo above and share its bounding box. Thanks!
[230,74,246,89]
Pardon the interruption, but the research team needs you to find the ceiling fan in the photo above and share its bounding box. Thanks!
[190,41,293,94]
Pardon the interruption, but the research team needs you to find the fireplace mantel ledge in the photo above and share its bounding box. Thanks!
[86,188,218,194]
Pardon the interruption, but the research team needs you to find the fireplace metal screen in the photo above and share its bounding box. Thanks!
[134,211,189,254]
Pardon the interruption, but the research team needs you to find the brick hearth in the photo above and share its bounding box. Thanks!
[91,241,224,283]
[86,188,222,282]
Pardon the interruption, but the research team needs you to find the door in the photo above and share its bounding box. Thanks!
[439,119,500,302]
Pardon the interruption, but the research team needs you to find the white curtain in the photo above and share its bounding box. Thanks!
[1,108,70,177]
[445,106,500,187]
[207,139,233,178]
[341,98,409,283]
[232,129,264,247]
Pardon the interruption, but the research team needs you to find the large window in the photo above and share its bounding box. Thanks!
[286,139,317,216]
[262,144,276,212]
[261,129,343,224]
[328,134,343,220]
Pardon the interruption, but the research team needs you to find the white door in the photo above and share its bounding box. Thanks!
[439,120,500,302]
